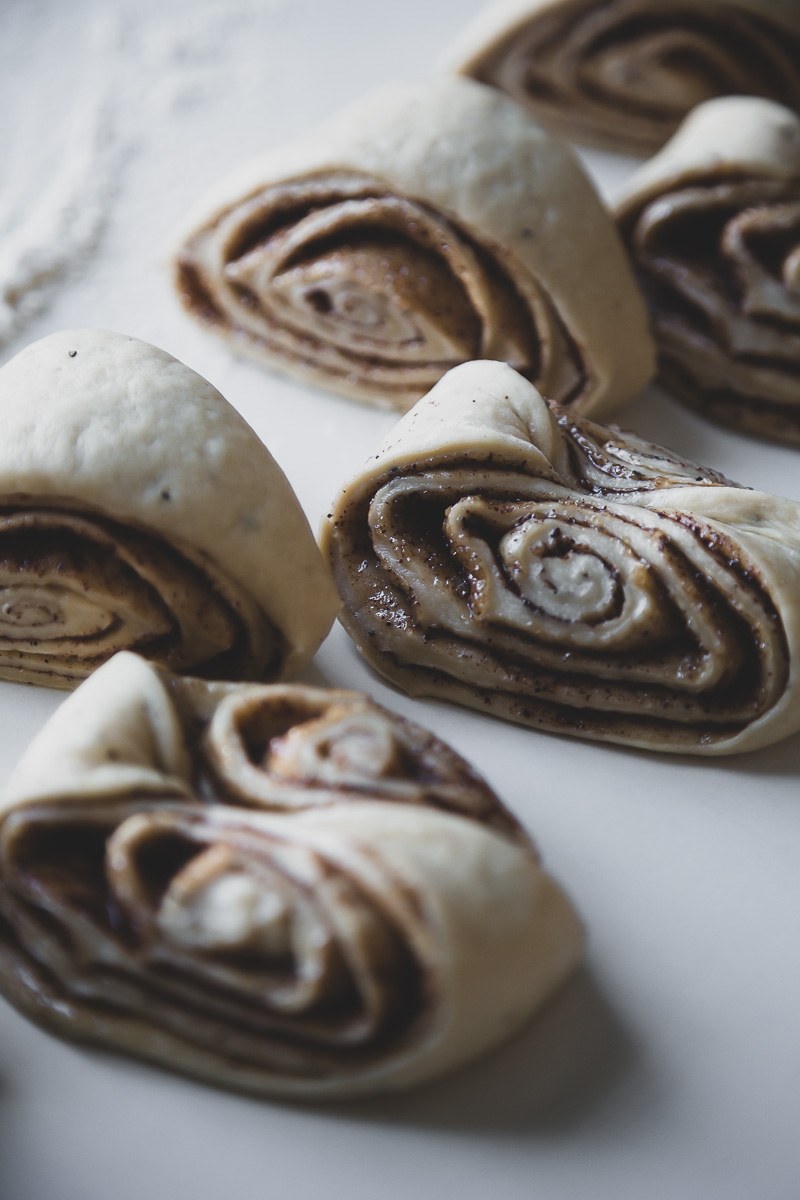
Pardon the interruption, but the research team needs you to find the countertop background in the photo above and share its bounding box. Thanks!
[2,2,800,1198]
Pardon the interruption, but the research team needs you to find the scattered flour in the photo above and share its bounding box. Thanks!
[0,86,117,350]
[0,0,292,354]
[0,8,122,353]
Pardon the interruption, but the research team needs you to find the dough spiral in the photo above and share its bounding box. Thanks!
[617,97,800,445]
[0,330,337,686]
[174,78,653,417]
[0,652,583,1099]
[447,0,800,154]
[322,360,800,754]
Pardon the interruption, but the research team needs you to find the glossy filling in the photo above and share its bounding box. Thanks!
[0,500,281,684]
[176,171,587,409]
[328,413,789,747]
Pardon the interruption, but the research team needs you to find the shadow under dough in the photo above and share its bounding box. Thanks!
[324,965,640,1136]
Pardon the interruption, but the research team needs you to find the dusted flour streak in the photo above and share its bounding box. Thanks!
[0,83,114,351]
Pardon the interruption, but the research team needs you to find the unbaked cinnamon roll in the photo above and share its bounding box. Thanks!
[174,78,653,417]
[322,359,800,755]
[446,0,800,155]
[616,97,800,444]
[0,651,583,1099]
[0,330,337,686]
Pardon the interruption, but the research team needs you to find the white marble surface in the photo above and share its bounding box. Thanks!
[2,2,800,1198]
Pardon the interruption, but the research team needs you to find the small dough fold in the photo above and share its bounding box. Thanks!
[0,651,583,1099]
[322,360,800,755]
[0,330,338,686]
[174,78,653,417]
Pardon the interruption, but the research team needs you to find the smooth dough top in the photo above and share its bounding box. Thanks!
[0,330,339,674]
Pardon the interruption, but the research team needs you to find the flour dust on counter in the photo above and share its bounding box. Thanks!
[0,14,120,353]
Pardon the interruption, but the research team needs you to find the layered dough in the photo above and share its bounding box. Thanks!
[0,651,583,1099]
[322,360,800,755]
[446,0,800,154]
[617,98,800,444]
[174,77,653,417]
[0,330,337,686]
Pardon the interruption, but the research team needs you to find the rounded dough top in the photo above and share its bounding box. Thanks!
[615,96,800,216]
[0,329,339,674]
